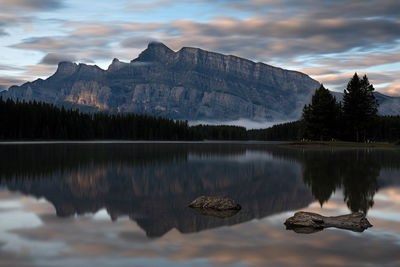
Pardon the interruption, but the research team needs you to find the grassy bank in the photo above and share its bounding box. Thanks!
[282,141,400,149]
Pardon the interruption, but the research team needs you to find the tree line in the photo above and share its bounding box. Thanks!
[251,73,400,142]
[302,73,379,142]
[0,98,249,141]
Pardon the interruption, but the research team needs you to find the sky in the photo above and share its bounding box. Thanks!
[0,0,400,95]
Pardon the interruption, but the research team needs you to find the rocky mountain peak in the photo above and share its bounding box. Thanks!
[54,61,78,77]
[75,63,104,79]
[135,42,175,63]
[148,41,173,51]
[108,58,128,71]
[179,46,203,53]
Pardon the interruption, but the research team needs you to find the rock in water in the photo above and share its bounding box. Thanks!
[190,208,240,219]
[284,211,373,233]
[188,196,241,211]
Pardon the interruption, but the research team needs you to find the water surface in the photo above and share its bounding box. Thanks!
[1,143,400,266]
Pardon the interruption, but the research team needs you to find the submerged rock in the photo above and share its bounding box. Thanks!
[284,211,373,233]
[188,196,241,211]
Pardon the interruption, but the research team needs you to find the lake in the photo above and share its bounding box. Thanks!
[0,142,400,266]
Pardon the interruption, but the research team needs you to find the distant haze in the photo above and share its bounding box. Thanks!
[189,120,291,130]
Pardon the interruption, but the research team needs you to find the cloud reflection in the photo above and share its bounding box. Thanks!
[0,146,400,266]
[1,188,400,266]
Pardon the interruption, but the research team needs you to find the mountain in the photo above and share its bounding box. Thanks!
[2,42,399,122]
[0,42,320,122]
[331,91,400,116]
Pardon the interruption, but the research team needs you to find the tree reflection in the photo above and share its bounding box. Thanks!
[300,149,379,213]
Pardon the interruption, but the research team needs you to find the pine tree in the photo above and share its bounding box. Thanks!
[302,84,341,140]
[343,73,379,142]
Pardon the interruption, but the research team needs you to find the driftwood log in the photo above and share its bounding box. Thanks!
[188,196,241,218]
[284,211,372,233]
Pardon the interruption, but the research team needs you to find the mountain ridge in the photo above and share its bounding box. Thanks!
[1,42,399,122]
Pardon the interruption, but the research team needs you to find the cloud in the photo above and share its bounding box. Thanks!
[125,0,235,12]
[298,67,341,76]
[71,25,121,37]
[307,0,400,19]
[14,36,82,50]
[0,14,34,37]
[117,15,400,63]
[0,65,58,89]
[309,50,400,71]
[40,53,77,65]
[120,36,158,48]
[165,17,400,58]
[226,0,400,19]
[126,0,176,12]
[385,83,400,95]
[0,76,27,90]
[23,64,57,77]
[306,70,400,95]
[0,0,65,11]
[14,13,400,62]
[122,22,166,32]
[13,34,114,52]
[12,36,114,62]
[0,64,24,71]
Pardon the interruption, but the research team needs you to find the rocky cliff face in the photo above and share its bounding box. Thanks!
[1,42,322,121]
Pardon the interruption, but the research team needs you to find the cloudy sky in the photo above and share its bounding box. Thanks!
[0,0,400,94]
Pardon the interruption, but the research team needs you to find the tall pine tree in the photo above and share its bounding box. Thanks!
[302,84,341,140]
[343,73,378,142]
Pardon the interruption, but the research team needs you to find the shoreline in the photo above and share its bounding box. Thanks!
[0,140,398,148]
[0,140,286,145]
[282,141,399,149]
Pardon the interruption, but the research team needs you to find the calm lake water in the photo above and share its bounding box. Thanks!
[1,142,400,267]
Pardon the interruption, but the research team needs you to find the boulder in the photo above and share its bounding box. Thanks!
[284,211,372,233]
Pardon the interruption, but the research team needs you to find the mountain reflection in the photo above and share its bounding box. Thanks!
[0,144,312,237]
[1,143,400,237]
